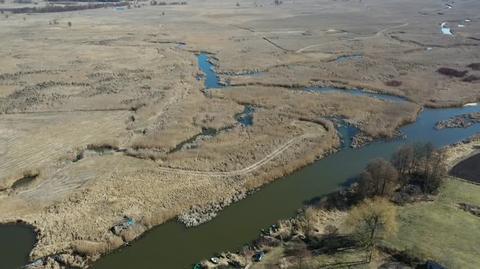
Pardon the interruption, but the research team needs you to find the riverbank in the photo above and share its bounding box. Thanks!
[93,106,480,269]
[196,135,480,269]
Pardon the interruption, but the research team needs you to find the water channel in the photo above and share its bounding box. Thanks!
[92,54,480,269]
[3,53,479,269]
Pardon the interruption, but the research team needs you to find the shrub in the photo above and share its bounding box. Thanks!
[462,75,480,82]
[467,63,480,71]
[385,80,402,87]
[436,67,468,78]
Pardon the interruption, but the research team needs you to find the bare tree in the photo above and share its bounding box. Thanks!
[392,143,447,193]
[358,159,399,199]
[391,145,414,177]
[391,143,446,194]
[420,149,447,193]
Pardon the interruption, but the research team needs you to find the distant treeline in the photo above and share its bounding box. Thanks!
[13,0,34,4]
[0,2,128,13]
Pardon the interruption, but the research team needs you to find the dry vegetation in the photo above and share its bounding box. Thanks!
[0,0,479,267]
[211,86,420,138]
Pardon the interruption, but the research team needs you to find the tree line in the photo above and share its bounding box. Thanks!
[347,143,447,263]
[358,142,447,200]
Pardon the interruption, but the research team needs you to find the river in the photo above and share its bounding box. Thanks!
[3,54,480,269]
[91,55,480,269]
[0,224,36,269]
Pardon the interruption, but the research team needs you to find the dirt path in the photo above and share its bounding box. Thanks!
[295,23,409,53]
[8,132,318,207]
[155,133,316,177]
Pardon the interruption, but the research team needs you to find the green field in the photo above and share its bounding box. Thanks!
[244,178,480,269]
[385,178,480,269]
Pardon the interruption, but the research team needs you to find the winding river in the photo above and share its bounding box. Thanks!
[2,53,480,269]
[91,107,480,269]
[91,55,480,269]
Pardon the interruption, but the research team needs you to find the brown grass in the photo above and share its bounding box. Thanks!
[72,239,122,257]
[211,86,421,139]
[137,209,177,230]
[243,128,339,191]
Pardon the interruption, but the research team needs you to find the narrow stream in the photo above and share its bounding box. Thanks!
[334,54,363,63]
[91,54,480,269]
[197,53,221,89]
[235,105,255,127]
